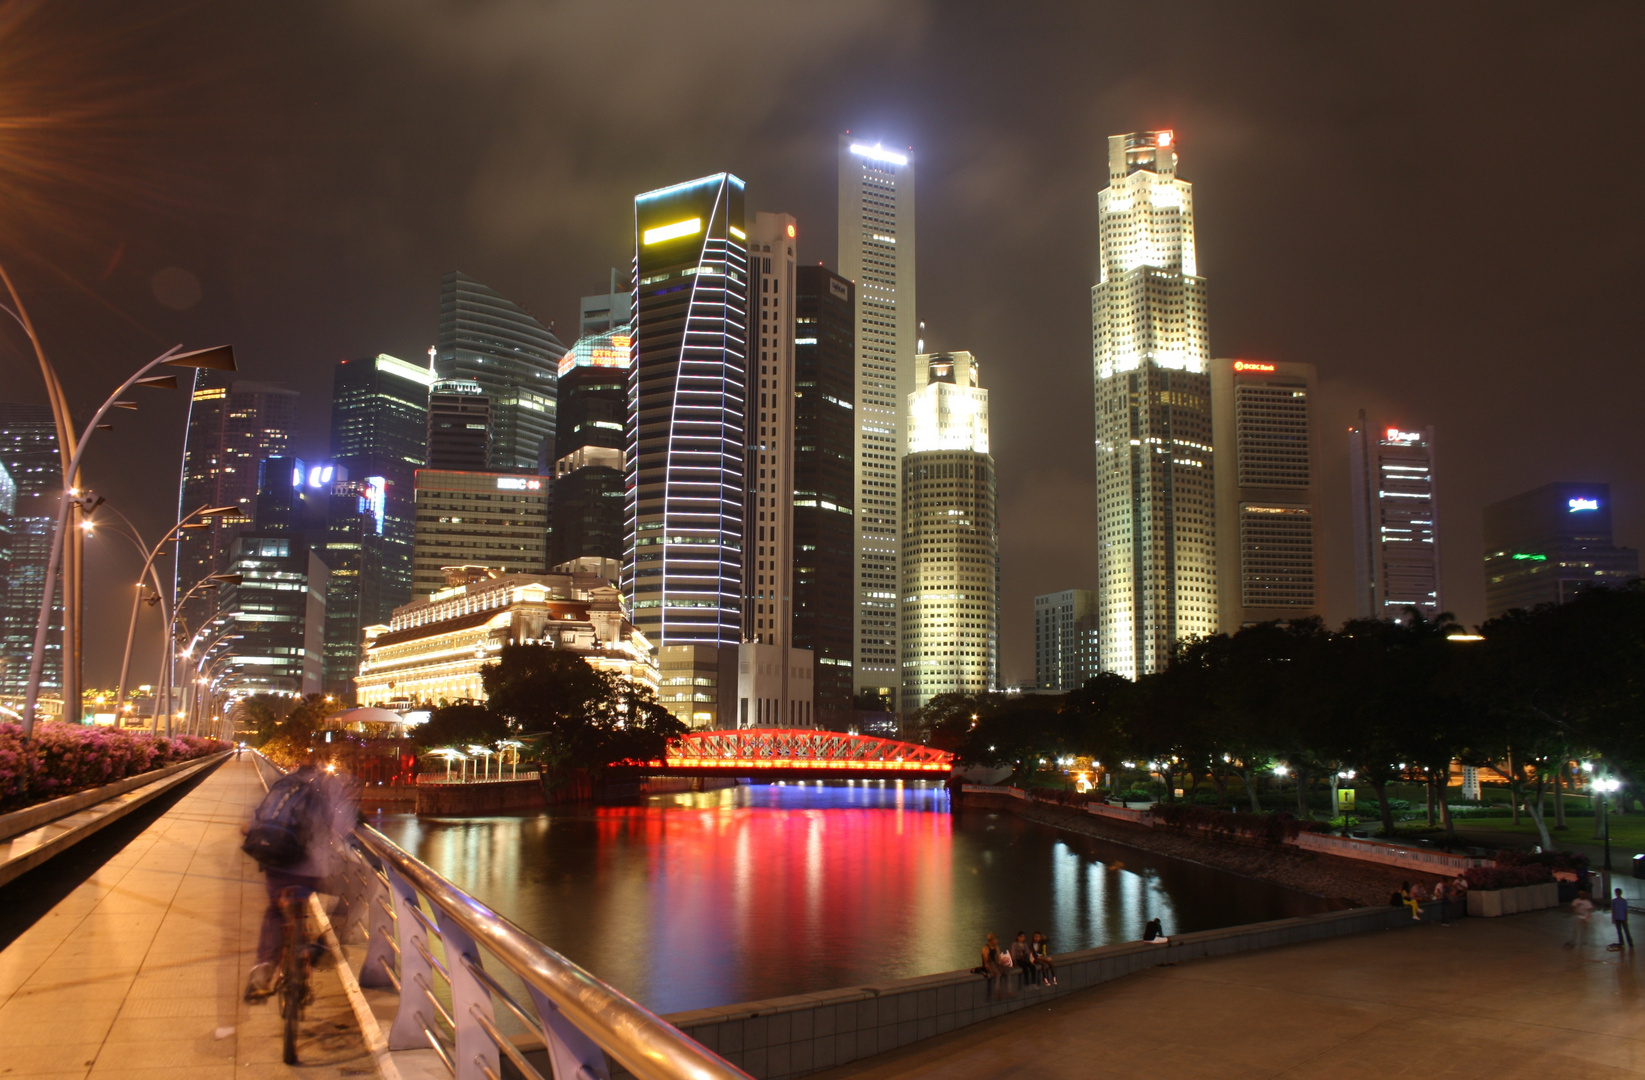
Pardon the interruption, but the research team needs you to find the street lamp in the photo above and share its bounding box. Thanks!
[1597,775,1622,897]
[17,342,236,735]
[158,577,241,736]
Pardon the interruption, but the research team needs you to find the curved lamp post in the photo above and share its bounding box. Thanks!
[158,576,240,736]
[18,343,237,735]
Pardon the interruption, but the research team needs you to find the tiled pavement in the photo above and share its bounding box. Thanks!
[0,756,374,1080]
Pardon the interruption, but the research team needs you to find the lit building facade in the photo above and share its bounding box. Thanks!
[1348,415,1440,621]
[838,134,916,707]
[329,353,429,618]
[627,173,748,728]
[426,380,492,472]
[552,326,630,568]
[1483,482,1638,619]
[175,373,299,628]
[214,533,327,699]
[0,403,60,696]
[792,266,857,729]
[900,351,998,713]
[434,271,567,474]
[356,569,656,706]
[1091,130,1216,678]
[1210,359,1322,630]
[411,469,548,600]
[1034,589,1099,691]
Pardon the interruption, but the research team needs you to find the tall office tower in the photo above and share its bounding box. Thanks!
[175,372,298,629]
[320,477,386,701]
[214,534,327,698]
[426,381,492,471]
[1091,130,1216,679]
[410,469,549,599]
[1483,483,1638,619]
[900,351,997,713]
[1348,414,1441,621]
[551,326,630,568]
[0,403,61,696]
[329,354,429,617]
[1210,359,1322,631]
[628,173,748,729]
[792,266,856,729]
[433,271,567,474]
[580,271,633,337]
[1034,589,1100,691]
[838,134,916,709]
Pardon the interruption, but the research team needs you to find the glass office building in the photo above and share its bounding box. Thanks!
[1484,482,1638,619]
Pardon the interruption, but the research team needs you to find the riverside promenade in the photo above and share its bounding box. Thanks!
[0,755,373,1079]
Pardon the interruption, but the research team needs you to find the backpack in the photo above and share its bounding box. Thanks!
[242,776,321,868]
[998,947,1014,968]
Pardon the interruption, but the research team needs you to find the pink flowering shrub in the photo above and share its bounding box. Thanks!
[0,722,228,813]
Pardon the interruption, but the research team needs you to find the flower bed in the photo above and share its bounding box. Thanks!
[0,722,227,813]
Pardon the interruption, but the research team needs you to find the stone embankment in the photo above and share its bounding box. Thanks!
[966,793,1448,906]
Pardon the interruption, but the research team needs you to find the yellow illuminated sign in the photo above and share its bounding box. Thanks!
[643,217,702,245]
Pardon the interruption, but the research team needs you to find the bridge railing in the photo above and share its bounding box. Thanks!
[339,824,754,1080]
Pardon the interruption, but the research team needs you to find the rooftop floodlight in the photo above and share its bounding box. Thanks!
[164,345,237,371]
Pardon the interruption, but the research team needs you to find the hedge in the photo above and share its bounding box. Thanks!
[0,722,227,813]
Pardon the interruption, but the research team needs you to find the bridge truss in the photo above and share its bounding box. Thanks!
[656,728,954,774]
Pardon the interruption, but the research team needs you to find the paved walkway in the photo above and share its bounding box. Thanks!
[0,756,372,1079]
[812,908,1645,1079]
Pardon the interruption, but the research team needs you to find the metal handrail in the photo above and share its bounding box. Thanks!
[352,823,753,1080]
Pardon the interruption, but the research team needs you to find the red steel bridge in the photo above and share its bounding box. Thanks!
[638,728,954,779]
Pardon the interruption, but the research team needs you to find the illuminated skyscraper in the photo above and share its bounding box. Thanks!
[433,271,566,474]
[329,353,429,618]
[1348,415,1440,621]
[1091,130,1216,678]
[411,469,549,600]
[628,173,748,728]
[900,351,997,713]
[0,403,60,696]
[838,134,915,709]
[175,372,298,628]
[552,325,630,568]
[744,212,797,650]
[792,266,856,729]
[1210,359,1322,631]
[1483,483,1638,619]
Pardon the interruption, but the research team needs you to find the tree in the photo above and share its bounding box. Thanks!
[412,702,509,749]
[480,645,684,783]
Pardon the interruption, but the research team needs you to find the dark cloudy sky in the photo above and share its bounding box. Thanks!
[1,1,1640,688]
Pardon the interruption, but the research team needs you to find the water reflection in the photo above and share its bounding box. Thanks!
[373,781,1325,1014]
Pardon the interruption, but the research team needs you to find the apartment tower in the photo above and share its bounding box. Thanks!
[838,134,916,710]
[1091,130,1216,678]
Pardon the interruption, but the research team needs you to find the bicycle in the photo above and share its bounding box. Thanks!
[275,886,325,1064]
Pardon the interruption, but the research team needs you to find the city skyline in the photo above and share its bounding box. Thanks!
[2,4,1640,691]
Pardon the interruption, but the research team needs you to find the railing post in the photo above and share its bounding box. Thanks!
[358,855,398,990]
[384,864,433,1051]
[526,986,610,1080]
[436,913,500,1080]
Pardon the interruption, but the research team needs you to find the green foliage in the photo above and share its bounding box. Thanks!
[259,694,332,768]
[412,702,510,749]
[481,645,685,779]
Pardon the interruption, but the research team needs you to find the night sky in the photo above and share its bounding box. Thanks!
[2,2,1640,689]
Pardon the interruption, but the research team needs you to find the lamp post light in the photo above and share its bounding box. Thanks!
[1597,775,1622,899]
[16,343,236,735]
[159,576,241,737]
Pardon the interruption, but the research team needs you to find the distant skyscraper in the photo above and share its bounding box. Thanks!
[0,403,60,697]
[1483,482,1638,619]
[1211,359,1322,631]
[901,351,997,713]
[214,534,326,699]
[175,372,298,628]
[628,173,748,728]
[792,266,856,729]
[426,381,492,472]
[434,271,567,474]
[329,353,429,617]
[552,325,630,569]
[580,271,633,337]
[838,134,916,709]
[1091,130,1216,679]
[1348,415,1440,621]
[411,469,549,600]
[744,211,797,650]
[1035,589,1099,691]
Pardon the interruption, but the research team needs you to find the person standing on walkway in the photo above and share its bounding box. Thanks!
[242,762,357,998]
[1611,889,1634,951]
[1567,889,1595,949]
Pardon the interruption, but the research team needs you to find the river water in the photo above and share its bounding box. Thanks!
[371,781,1326,1014]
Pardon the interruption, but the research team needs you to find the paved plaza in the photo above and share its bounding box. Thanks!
[0,756,372,1080]
[812,906,1645,1079]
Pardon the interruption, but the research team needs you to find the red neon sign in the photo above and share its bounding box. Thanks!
[1233,361,1275,373]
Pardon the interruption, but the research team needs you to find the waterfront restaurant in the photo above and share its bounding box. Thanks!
[355,566,658,706]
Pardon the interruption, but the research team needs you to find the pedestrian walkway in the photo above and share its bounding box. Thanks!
[810,907,1645,1080]
[0,755,373,1079]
